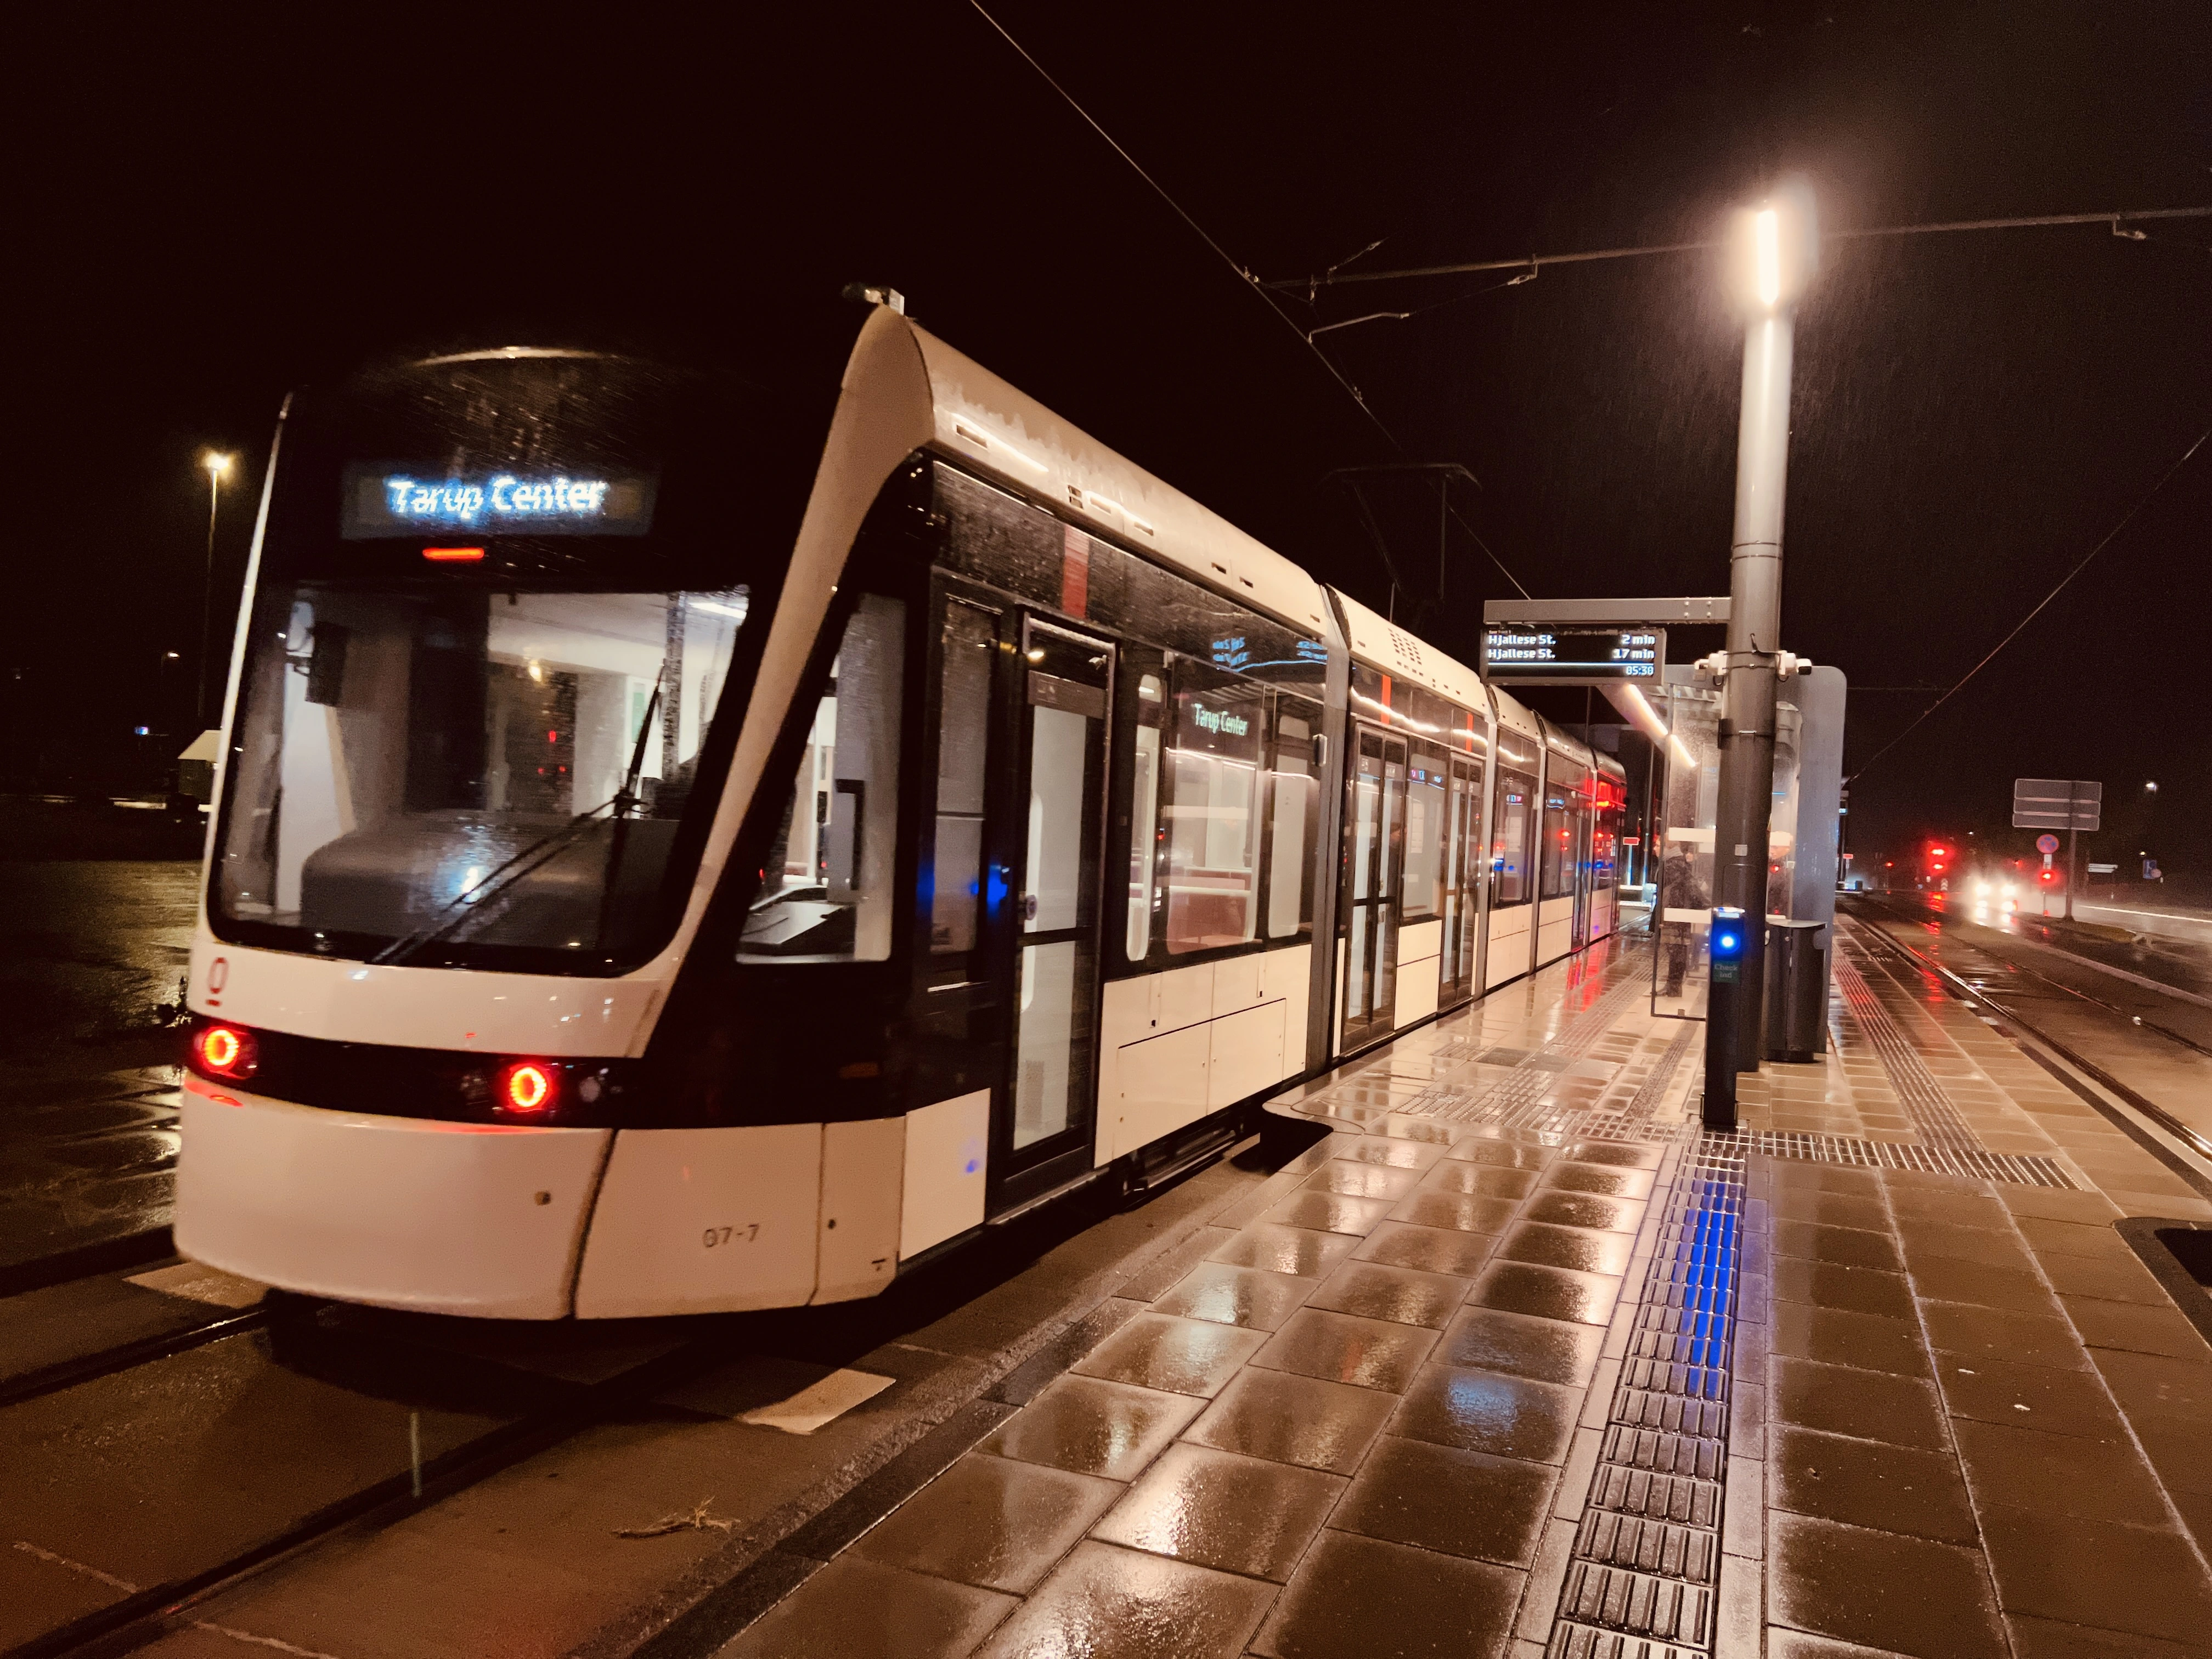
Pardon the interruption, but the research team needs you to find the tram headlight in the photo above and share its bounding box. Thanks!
[497,1060,556,1116]
[193,1022,258,1081]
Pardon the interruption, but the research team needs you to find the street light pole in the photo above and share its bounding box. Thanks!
[1706,188,1818,1121]
[198,453,233,733]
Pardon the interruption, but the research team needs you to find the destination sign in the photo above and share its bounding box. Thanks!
[1483,628,1663,681]
[341,462,658,539]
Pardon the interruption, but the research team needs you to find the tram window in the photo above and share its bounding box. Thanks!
[738,595,906,963]
[1401,748,1448,921]
[1490,768,1535,906]
[1265,706,1318,940]
[1163,659,1262,954]
[1539,766,1585,900]
[930,603,996,955]
[1126,673,1165,961]
[215,583,749,963]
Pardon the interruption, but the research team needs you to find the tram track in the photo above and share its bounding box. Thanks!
[3,1304,732,1659]
[1843,897,2212,1189]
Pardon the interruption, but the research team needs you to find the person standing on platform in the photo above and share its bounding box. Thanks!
[1660,849,1709,996]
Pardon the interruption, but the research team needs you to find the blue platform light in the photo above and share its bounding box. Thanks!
[1710,906,1747,962]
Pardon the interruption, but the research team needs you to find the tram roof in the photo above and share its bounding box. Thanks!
[885,317,1336,640]
[1330,588,1488,712]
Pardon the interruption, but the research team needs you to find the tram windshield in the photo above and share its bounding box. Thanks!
[216,583,752,969]
[211,349,789,974]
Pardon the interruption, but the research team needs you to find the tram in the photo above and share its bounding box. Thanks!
[177,308,1627,1318]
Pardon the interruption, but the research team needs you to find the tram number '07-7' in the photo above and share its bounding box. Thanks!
[703,1224,760,1249]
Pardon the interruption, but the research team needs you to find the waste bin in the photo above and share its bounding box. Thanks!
[1764,919,1826,1063]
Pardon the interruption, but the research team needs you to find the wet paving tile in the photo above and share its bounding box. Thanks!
[1446,1137,1554,1169]
[2016,1217,2134,1261]
[1898,1220,2039,1272]
[721,1555,1017,1659]
[1976,1504,2212,1646]
[1772,1357,1950,1451]
[2091,1349,2212,1420]
[1436,1306,1604,1386]
[1330,1434,1554,1566]
[1389,1190,1520,1235]
[1302,1160,1421,1201]
[2059,1296,2212,1360]
[1421,1161,1539,1199]
[1951,1417,2174,1525]
[1494,1221,1635,1277]
[1263,1191,1396,1237]
[1768,1512,2007,1659]
[1206,1223,1358,1278]
[1556,1139,1663,1170]
[981,1375,1207,1481]
[1774,1220,1906,1273]
[2035,1251,2172,1306]
[1541,1161,1656,1199]
[1769,1424,1980,1544]
[1182,1368,1398,1476]
[1904,1255,2061,1316]
[1469,1260,1622,1327]
[1368,1115,1460,1144]
[1251,1526,1523,1659]
[1918,1300,2091,1370]
[1151,1262,1317,1332]
[850,1453,1121,1594]
[1251,1307,1437,1392]
[1765,1188,1892,1232]
[1933,1355,2128,1441]
[1391,1362,1579,1463]
[1772,1301,1931,1378]
[1332,1138,1444,1170]
[1303,1261,1466,1330]
[1353,1221,1498,1278]
[1771,1164,1887,1198]
[1091,1443,1344,1581]
[1773,1257,1918,1321]
[1074,1313,1271,1398]
[1520,1188,1641,1233]
[974,1540,1276,1659]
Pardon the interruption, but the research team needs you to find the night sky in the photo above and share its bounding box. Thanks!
[12,4,2208,884]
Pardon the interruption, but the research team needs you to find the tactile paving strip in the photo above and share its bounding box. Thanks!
[1548,1138,1745,1657]
[1831,942,1982,1148]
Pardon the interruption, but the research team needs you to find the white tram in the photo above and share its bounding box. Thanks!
[177,308,1627,1318]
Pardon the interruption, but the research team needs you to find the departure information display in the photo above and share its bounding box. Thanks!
[1483,628,1663,681]
[341,462,658,538]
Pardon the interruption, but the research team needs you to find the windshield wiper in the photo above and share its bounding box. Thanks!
[592,685,664,950]
[370,686,664,968]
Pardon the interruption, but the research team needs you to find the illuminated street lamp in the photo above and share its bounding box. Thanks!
[1703,185,1818,1127]
[198,452,234,731]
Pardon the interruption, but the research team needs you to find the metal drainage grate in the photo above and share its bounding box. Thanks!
[1549,1139,1745,1658]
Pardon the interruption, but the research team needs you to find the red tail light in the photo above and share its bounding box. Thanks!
[498,1061,555,1116]
[195,1023,258,1080]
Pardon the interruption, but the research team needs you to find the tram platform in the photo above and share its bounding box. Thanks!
[719,913,2212,1659]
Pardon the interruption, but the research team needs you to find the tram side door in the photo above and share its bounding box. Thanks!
[990,614,1116,1212]
[1341,727,1407,1049]
[1439,754,1481,1003]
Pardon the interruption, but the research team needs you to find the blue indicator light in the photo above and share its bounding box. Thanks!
[1718,932,1737,952]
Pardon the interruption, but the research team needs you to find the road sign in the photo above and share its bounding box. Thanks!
[2012,778,2102,831]
[2036,833,2059,855]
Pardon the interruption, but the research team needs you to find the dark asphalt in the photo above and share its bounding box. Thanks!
[0,849,197,1285]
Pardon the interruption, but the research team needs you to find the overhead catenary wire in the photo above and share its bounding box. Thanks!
[964,1,1532,599]
[1844,422,2211,787]
[1268,205,2212,291]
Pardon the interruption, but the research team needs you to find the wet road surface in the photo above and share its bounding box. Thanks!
[0,859,197,1286]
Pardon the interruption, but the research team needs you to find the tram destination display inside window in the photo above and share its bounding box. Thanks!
[341,462,659,539]
[1482,628,1663,681]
